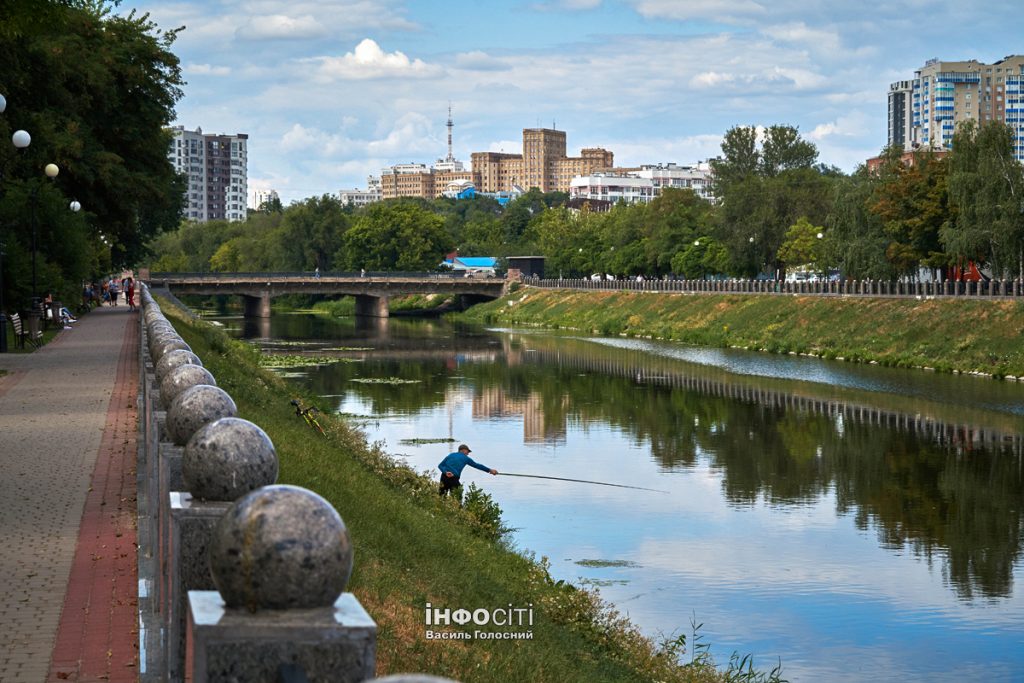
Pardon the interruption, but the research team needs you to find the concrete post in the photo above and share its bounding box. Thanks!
[354,294,389,318]
[241,292,272,318]
[188,486,376,682]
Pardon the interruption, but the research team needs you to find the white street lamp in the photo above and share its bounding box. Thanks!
[45,163,59,179]
[70,200,81,212]
[0,94,6,113]
[12,130,30,149]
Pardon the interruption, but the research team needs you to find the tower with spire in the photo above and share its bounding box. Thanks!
[435,102,464,172]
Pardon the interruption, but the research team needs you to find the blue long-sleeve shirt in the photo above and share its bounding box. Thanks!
[438,451,490,478]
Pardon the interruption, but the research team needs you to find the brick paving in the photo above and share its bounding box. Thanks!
[0,307,138,683]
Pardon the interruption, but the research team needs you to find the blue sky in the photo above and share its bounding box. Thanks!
[123,0,1024,205]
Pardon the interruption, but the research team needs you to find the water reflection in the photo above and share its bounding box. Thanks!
[224,312,1024,680]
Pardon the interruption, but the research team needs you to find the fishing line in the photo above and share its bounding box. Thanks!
[498,472,668,493]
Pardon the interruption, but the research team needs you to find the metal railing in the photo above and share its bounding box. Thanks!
[527,277,1024,298]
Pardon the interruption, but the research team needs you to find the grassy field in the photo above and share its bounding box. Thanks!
[157,298,780,683]
[463,286,1024,379]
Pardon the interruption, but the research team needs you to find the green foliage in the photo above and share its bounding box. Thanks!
[339,200,453,271]
[712,126,831,277]
[0,1,185,305]
[777,217,825,271]
[870,147,949,275]
[943,120,1024,278]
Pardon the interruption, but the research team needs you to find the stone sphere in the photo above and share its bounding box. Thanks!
[152,338,192,363]
[166,384,237,446]
[160,364,216,408]
[209,485,353,611]
[155,349,203,384]
[183,418,278,501]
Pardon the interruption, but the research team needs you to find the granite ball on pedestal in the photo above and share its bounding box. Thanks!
[155,348,204,384]
[209,485,353,611]
[166,384,237,446]
[183,417,278,501]
[160,364,216,407]
[152,338,193,363]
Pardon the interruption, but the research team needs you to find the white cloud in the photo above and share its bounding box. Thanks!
[690,71,741,88]
[629,0,767,23]
[808,112,870,141]
[454,51,512,72]
[307,39,443,80]
[236,14,325,40]
[184,63,232,76]
[760,22,842,52]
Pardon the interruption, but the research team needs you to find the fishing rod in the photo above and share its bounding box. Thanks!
[497,472,668,494]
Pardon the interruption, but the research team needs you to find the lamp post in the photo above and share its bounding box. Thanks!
[0,94,33,353]
[29,162,60,310]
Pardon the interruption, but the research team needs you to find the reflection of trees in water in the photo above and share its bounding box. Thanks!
[497,365,1024,601]
[298,346,1023,600]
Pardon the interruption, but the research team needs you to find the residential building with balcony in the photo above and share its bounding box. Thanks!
[569,173,657,205]
[167,126,248,222]
[889,55,1024,160]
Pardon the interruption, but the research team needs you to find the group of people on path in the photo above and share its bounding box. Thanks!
[81,276,136,311]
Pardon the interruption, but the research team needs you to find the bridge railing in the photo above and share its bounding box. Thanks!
[149,271,484,280]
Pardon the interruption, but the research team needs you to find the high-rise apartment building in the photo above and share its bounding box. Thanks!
[888,56,1024,160]
[888,80,914,149]
[168,126,248,222]
[471,128,613,193]
[252,189,280,211]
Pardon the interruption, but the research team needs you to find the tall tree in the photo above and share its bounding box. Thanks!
[0,1,185,304]
[339,201,452,271]
[712,125,831,277]
[870,147,949,277]
[943,120,1024,279]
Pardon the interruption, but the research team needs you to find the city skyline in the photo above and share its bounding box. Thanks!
[122,0,1023,205]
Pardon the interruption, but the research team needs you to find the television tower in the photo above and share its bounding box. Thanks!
[445,102,456,164]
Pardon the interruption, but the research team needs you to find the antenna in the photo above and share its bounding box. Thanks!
[445,101,455,164]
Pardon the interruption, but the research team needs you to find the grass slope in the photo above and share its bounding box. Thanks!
[158,300,763,683]
[466,287,1024,378]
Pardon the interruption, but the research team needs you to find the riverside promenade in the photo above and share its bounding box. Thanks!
[0,305,139,682]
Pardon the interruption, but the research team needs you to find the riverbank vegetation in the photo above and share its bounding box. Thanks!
[462,287,1024,379]
[157,296,783,682]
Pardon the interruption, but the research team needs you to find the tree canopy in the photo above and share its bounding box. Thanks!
[1,1,185,306]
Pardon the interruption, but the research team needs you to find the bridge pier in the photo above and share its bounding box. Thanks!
[354,294,389,318]
[242,292,272,319]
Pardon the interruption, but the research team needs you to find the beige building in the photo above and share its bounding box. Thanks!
[471,128,613,193]
[889,55,1024,160]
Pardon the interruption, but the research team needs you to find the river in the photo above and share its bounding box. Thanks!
[218,311,1024,682]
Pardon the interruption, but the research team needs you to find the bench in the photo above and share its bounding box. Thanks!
[9,312,42,349]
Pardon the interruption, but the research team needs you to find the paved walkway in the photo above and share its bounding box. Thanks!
[0,305,139,682]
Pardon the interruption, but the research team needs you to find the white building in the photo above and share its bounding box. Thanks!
[569,174,658,205]
[339,176,382,207]
[167,126,248,222]
[252,189,280,211]
[630,162,715,202]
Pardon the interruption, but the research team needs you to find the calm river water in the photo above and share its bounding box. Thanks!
[221,312,1024,682]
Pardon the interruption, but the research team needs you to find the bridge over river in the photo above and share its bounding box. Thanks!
[148,271,508,317]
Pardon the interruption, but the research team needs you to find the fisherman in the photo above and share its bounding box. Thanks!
[438,444,497,496]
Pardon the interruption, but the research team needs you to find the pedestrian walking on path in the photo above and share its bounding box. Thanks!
[0,305,139,682]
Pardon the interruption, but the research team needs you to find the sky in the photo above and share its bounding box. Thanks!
[123,0,1024,206]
